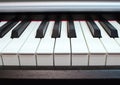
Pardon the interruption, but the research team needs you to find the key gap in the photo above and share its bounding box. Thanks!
[35,39,42,66]
[17,22,39,66]
[79,21,90,66]
[70,38,72,66]
[99,38,108,66]
[53,38,56,66]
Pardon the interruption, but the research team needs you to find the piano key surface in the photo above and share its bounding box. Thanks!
[18,21,41,66]
[36,21,55,66]
[0,13,120,67]
[95,21,120,65]
[1,21,38,66]
[86,17,101,38]
[71,21,88,66]
[52,20,61,38]
[54,21,71,66]
[80,21,106,66]
[1,13,120,79]
[11,18,31,38]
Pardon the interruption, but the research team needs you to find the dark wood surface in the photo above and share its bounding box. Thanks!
[1,70,120,79]
[0,66,120,79]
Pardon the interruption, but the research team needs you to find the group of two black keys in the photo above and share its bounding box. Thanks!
[0,16,118,38]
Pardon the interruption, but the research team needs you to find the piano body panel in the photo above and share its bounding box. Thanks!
[1,66,120,79]
[0,0,120,12]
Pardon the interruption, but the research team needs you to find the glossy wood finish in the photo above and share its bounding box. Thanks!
[0,66,120,79]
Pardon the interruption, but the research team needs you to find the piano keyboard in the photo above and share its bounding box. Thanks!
[1,16,120,66]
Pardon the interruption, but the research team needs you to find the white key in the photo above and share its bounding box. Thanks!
[0,21,20,51]
[71,21,88,66]
[0,21,7,27]
[2,21,39,66]
[0,21,21,66]
[0,21,7,65]
[108,21,120,65]
[36,21,55,66]
[80,21,106,66]
[95,21,120,65]
[54,21,71,66]
[18,21,41,66]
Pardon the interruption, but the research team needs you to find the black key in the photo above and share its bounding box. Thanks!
[11,20,31,38]
[117,20,120,24]
[86,17,101,38]
[98,16,118,38]
[0,18,19,38]
[116,17,120,25]
[36,20,49,38]
[52,20,61,38]
[67,20,76,38]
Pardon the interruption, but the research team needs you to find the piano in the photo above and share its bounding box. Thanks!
[1,0,120,79]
